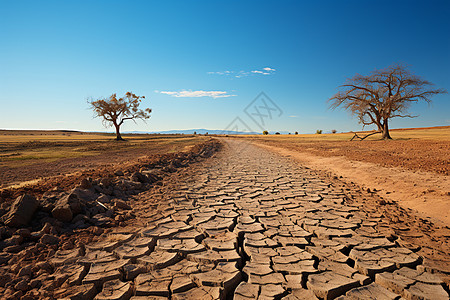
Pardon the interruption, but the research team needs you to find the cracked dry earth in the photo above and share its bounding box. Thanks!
[50,139,449,300]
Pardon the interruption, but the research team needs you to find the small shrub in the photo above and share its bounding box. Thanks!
[193,131,197,135]
[295,131,298,135]
[316,130,322,134]
[331,129,337,134]
[275,132,280,135]
[262,130,269,135]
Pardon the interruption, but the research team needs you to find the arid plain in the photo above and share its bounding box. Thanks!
[0,128,449,299]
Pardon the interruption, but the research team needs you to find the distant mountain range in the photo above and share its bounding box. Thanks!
[124,129,263,135]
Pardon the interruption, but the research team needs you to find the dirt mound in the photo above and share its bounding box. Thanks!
[0,140,220,204]
[0,139,221,262]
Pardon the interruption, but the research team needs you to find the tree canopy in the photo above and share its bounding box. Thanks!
[89,92,151,140]
[329,64,447,139]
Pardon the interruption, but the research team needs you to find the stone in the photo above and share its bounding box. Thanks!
[95,279,132,300]
[40,234,60,245]
[344,283,399,299]
[83,259,130,288]
[243,262,273,276]
[135,277,171,297]
[142,222,192,239]
[114,200,132,210]
[17,265,32,277]
[3,194,38,227]
[137,251,180,270]
[273,260,317,274]
[307,272,360,300]
[417,258,450,274]
[171,275,196,294]
[403,281,449,300]
[123,264,146,281]
[53,283,96,300]
[157,238,205,254]
[260,284,286,298]
[52,193,77,222]
[114,244,151,261]
[54,264,88,286]
[191,262,241,294]
[202,231,237,251]
[78,250,117,266]
[14,279,28,292]
[16,228,31,238]
[235,222,265,235]
[244,232,278,248]
[172,286,223,300]
[249,272,286,285]
[197,217,235,232]
[282,288,319,300]
[131,171,148,183]
[187,249,241,264]
[126,236,156,248]
[130,297,167,300]
[86,233,133,252]
[283,274,303,290]
[80,178,93,189]
[273,235,309,247]
[306,246,349,263]
[234,282,259,299]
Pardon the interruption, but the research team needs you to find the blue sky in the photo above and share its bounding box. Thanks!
[1,0,449,134]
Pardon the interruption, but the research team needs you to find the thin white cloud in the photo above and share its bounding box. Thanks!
[157,90,236,99]
[208,67,276,78]
[289,115,298,118]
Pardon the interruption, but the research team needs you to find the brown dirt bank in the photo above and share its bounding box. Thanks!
[247,138,450,176]
[0,136,207,189]
[253,142,450,226]
[0,139,219,205]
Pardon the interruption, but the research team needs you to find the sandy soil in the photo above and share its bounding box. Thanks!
[0,137,205,189]
[0,139,214,203]
[254,142,450,227]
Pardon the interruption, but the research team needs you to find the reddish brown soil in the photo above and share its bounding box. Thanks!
[0,139,218,205]
[253,139,450,175]
[0,142,199,188]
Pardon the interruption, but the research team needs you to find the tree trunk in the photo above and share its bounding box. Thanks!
[114,123,123,141]
[381,119,392,140]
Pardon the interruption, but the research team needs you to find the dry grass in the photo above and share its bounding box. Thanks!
[0,130,205,168]
[234,126,450,175]
[231,126,450,142]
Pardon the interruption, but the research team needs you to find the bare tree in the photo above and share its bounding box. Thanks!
[329,64,447,139]
[89,92,151,141]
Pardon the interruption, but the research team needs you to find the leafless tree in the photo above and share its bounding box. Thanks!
[89,92,151,140]
[329,64,447,139]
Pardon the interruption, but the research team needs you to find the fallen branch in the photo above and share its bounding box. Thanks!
[350,131,381,141]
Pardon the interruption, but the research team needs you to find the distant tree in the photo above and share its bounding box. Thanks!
[316,129,322,134]
[275,132,280,135]
[331,129,337,134]
[193,131,197,135]
[89,92,151,141]
[295,131,298,135]
[262,130,269,135]
[329,64,447,140]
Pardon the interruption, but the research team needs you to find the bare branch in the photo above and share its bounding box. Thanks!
[88,92,151,140]
[328,64,447,140]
